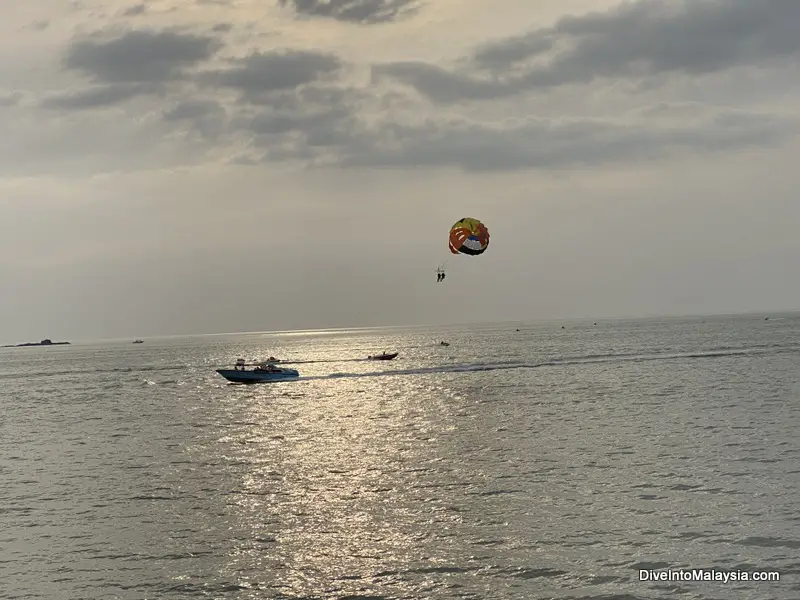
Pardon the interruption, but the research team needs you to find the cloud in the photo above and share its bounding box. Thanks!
[249,102,350,138]
[372,61,505,103]
[0,109,209,178]
[163,99,225,122]
[0,92,22,106]
[205,82,795,172]
[122,3,147,16]
[335,110,799,171]
[63,29,222,83]
[162,98,230,141]
[277,0,421,24]
[18,0,800,177]
[210,84,362,164]
[200,50,342,101]
[471,31,554,72]
[375,0,800,102]
[28,19,50,31]
[245,87,359,156]
[40,83,160,109]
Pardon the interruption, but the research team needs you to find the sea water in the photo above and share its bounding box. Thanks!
[1,314,799,599]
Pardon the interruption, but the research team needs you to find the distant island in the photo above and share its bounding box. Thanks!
[1,338,71,348]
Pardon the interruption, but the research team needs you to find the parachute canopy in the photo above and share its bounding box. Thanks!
[449,217,489,256]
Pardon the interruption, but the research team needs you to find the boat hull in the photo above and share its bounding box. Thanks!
[217,369,299,383]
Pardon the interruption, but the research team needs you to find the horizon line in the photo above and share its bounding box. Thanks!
[7,307,798,346]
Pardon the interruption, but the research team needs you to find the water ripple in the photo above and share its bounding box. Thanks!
[1,315,798,599]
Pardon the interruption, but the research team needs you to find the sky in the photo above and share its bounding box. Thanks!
[1,0,799,341]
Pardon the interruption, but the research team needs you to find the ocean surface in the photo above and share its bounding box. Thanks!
[1,313,799,600]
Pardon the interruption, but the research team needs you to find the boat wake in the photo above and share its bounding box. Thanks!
[280,357,371,365]
[294,344,800,382]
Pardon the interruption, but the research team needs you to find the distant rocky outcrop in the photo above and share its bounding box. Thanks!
[1,338,71,348]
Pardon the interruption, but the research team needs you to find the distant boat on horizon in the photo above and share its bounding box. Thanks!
[132,340,144,344]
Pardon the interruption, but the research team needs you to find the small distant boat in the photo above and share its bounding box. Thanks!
[367,351,398,361]
[217,358,299,383]
[439,341,450,346]
[132,340,144,344]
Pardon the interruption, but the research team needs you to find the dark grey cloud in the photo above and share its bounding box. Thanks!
[201,50,342,100]
[163,99,229,141]
[472,32,553,71]
[163,99,225,122]
[248,98,352,137]
[40,84,159,110]
[236,86,357,144]
[371,61,504,103]
[157,84,361,156]
[223,101,797,172]
[154,83,362,165]
[335,111,798,171]
[28,19,50,31]
[122,3,146,16]
[515,0,800,79]
[277,0,420,24]
[64,29,222,83]
[30,0,800,176]
[0,92,22,107]
[161,47,799,173]
[376,0,800,102]
[249,107,351,147]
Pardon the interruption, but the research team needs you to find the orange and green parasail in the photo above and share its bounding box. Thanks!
[448,217,490,256]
